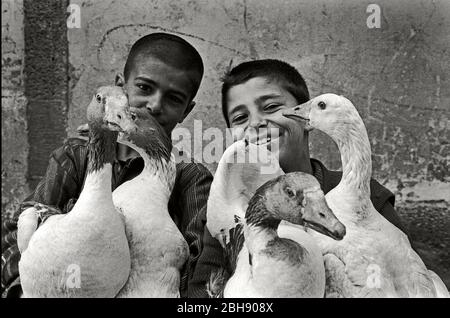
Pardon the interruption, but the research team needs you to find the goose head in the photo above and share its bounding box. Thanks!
[117,108,176,191]
[246,172,346,240]
[86,86,136,132]
[117,107,172,162]
[283,94,373,197]
[282,93,363,138]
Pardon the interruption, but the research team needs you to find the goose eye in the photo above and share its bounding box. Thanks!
[95,94,102,103]
[318,101,326,110]
[286,188,296,198]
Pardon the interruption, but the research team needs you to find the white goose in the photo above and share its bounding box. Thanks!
[283,94,449,298]
[18,86,133,297]
[113,109,188,298]
[206,140,346,297]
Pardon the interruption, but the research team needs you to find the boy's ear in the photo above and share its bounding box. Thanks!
[115,73,125,87]
[179,101,196,123]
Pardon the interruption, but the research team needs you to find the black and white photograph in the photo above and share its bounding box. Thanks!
[1,0,449,304]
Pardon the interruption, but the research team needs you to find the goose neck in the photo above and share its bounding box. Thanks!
[87,124,118,173]
[245,195,281,231]
[333,121,372,200]
[141,155,176,194]
[244,224,277,256]
[81,163,113,197]
[244,195,280,253]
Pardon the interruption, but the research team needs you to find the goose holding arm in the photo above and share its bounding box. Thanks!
[206,140,346,297]
[18,86,133,297]
[283,94,449,298]
[113,109,188,298]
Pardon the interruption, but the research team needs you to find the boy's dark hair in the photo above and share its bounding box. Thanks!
[221,59,310,126]
[124,32,204,101]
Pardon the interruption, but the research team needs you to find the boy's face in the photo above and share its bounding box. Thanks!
[226,77,309,171]
[116,56,196,136]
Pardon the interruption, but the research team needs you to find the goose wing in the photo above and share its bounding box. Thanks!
[428,270,450,298]
[17,203,65,253]
[224,216,245,275]
[393,236,443,297]
[367,216,444,298]
[324,225,446,298]
[323,248,391,298]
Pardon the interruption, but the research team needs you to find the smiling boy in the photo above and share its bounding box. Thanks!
[1,33,212,298]
[188,59,408,297]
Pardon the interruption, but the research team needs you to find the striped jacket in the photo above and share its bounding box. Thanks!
[1,137,212,298]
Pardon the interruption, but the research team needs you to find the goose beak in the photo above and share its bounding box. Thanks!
[282,102,313,132]
[119,111,138,133]
[105,109,138,133]
[301,190,346,241]
[118,120,138,134]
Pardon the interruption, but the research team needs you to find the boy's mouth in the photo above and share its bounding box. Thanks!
[246,132,283,146]
[254,136,278,145]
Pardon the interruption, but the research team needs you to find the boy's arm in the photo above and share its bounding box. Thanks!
[1,140,86,297]
[188,226,226,298]
[173,162,214,297]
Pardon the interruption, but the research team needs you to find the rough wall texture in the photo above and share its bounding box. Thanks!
[66,0,449,189]
[2,0,449,287]
[1,0,29,216]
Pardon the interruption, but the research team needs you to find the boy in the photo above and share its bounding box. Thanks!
[188,59,408,297]
[1,33,212,298]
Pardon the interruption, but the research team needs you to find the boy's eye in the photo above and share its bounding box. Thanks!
[264,104,281,112]
[168,95,184,105]
[231,114,247,125]
[137,83,151,92]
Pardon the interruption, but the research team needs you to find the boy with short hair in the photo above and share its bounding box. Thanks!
[188,59,408,297]
[1,33,212,298]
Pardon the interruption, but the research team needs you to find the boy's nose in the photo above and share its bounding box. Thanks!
[248,115,268,129]
[146,96,163,115]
